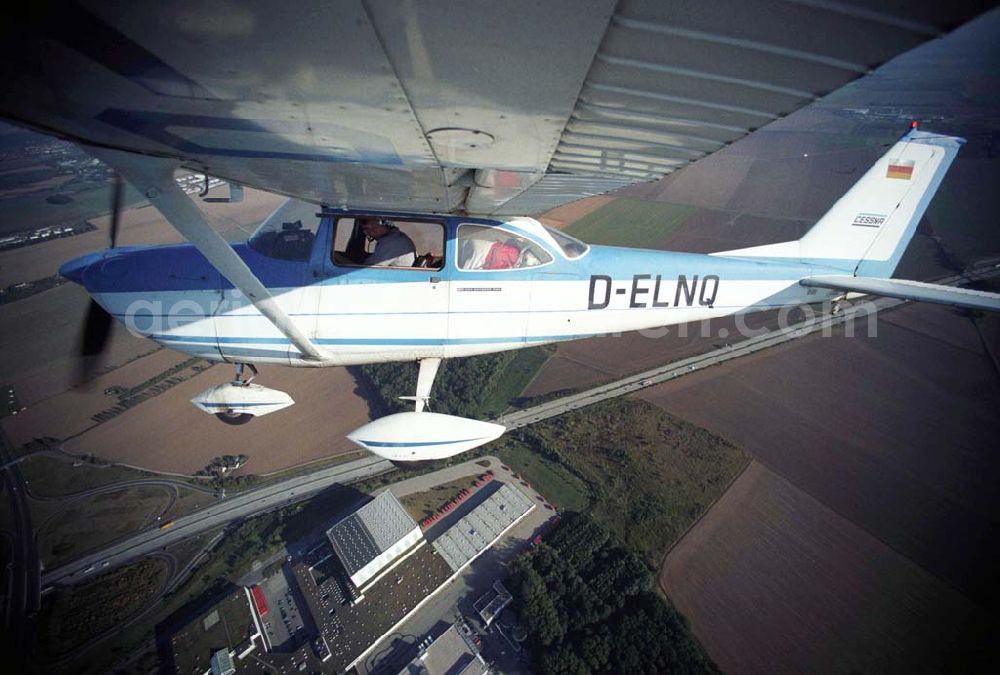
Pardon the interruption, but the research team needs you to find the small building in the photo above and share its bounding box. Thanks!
[326,490,422,591]
[399,623,488,675]
[210,649,235,675]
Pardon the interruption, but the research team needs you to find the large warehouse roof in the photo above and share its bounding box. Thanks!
[327,490,421,589]
[432,484,534,573]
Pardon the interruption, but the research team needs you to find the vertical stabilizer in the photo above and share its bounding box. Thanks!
[715,128,964,278]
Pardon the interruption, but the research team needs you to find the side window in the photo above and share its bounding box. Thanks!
[331,217,444,269]
[247,200,322,261]
[457,224,553,271]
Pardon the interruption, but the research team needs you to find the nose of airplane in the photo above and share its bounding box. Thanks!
[58,251,106,285]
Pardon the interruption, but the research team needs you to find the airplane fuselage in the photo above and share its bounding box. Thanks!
[62,211,844,367]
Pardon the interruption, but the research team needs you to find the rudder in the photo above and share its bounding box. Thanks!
[716,127,964,278]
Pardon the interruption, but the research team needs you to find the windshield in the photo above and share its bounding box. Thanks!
[248,199,322,261]
[544,226,589,259]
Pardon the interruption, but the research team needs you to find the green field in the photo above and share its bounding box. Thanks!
[497,397,749,566]
[565,198,696,247]
[399,475,477,521]
[37,486,172,567]
[19,454,158,498]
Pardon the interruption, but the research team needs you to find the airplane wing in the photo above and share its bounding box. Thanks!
[801,275,1000,312]
[0,1,989,216]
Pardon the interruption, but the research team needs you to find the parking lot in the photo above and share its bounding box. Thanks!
[259,570,307,650]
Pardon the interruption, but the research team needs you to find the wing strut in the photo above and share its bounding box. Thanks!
[801,275,1000,312]
[89,148,325,362]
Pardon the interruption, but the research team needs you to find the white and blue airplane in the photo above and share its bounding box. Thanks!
[57,127,1000,461]
[2,2,998,462]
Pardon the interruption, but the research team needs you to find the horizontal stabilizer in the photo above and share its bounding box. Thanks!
[801,275,1000,312]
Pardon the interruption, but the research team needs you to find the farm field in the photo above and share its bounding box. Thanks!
[63,363,370,475]
[0,283,162,408]
[661,461,999,674]
[642,302,1000,610]
[0,186,284,287]
[1,347,194,449]
[537,194,613,228]
[563,197,696,247]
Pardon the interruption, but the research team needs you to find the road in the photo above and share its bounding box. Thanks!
[0,427,40,669]
[40,454,392,587]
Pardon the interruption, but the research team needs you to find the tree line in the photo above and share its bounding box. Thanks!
[353,350,522,419]
[507,512,718,675]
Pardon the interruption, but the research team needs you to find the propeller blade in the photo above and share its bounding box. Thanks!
[108,173,123,248]
[81,299,113,356]
[76,299,113,385]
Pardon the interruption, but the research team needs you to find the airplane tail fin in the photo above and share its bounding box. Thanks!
[715,127,965,278]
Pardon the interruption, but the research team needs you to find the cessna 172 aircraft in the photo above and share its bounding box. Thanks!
[2,2,999,462]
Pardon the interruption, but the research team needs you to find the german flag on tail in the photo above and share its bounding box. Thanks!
[887,159,915,180]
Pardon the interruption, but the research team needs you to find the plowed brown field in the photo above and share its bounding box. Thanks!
[661,461,1000,674]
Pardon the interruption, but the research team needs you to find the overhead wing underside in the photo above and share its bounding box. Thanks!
[0,1,988,216]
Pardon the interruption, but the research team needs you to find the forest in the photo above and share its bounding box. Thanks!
[507,512,719,675]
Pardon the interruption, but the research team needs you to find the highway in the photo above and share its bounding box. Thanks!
[0,427,40,669]
[40,454,392,587]
[37,259,999,588]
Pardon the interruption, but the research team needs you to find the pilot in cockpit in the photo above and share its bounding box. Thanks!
[359,217,416,267]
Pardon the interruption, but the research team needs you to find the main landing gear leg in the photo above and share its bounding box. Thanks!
[214,363,259,425]
[399,358,441,412]
[231,362,258,387]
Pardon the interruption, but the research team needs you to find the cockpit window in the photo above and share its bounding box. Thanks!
[457,224,552,270]
[544,226,589,259]
[248,200,321,261]
[331,217,444,269]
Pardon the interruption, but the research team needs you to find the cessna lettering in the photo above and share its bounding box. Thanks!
[588,274,720,310]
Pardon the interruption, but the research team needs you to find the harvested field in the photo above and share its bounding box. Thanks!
[661,461,1000,674]
[644,302,1000,611]
[0,284,161,408]
[1,348,190,449]
[64,364,370,475]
